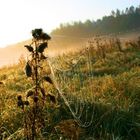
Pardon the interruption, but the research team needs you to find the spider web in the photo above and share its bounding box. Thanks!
[46,32,136,136]
[47,38,96,128]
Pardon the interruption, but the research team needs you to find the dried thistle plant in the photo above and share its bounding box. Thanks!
[17,28,56,140]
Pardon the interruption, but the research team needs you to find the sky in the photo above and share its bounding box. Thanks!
[0,0,139,48]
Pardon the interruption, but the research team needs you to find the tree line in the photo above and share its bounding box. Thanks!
[51,5,140,37]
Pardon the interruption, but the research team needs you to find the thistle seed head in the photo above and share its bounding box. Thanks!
[33,96,39,103]
[17,95,22,100]
[24,101,30,106]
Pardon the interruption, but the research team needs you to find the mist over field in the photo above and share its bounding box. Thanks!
[1,4,140,67]
[0,31,140,68]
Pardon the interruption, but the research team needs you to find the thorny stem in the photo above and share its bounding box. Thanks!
[34,40,38,96]
[31,40,38,140]
[23,110,29,140]
[22,29,51,140]
[31,108,36,140]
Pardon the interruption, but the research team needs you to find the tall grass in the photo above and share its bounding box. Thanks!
[0,36,140,139]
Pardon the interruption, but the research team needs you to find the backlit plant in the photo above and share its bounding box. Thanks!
[17,28,56,140]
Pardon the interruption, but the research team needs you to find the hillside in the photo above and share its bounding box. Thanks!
[0,30,140,68]
[0,36,140,139]
[0,40,30,67]
[0,36,86,68]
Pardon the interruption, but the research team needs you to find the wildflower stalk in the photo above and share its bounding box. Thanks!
[17,28,51,140]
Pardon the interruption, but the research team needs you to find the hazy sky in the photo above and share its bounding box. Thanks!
[0,0,139,47]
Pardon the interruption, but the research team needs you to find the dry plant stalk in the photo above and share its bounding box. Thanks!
[17,28,56,140]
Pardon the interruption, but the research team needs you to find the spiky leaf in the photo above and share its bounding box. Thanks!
[43,76,53,84]
[40,88,46,97]
[25,62,32,77]
[26,90,34,97]
[47,93,56,104]
[40,53,47,60]
[24,45,34,52]
[37,42,48,53]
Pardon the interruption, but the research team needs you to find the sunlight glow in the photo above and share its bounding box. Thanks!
[0,0,139,47]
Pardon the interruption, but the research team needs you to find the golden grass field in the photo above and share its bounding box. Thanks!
[0,35,140,139]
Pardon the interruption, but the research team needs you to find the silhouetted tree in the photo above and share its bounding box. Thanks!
[111,10,116,17]
[116,9,121,17]
[51,5,140,38]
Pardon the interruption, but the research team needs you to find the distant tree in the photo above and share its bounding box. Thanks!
[121,10,125,15]
[125,7,129,14]
[84,20,92,27]
[116,9,121,17]
[135,7,140,14]
[111,10,116,17]
[128,6,135,14]
[51,5,140,38]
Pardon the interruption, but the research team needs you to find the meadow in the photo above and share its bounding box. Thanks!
[0,36,140,140]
